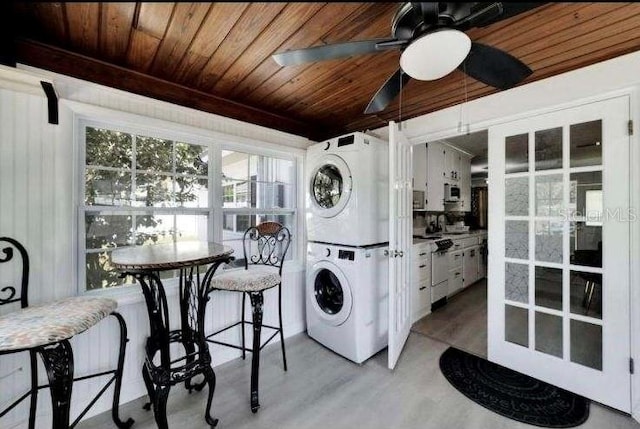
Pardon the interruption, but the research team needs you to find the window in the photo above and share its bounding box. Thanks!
[78,119,301,292]
[221,150,296,267]
[81,124,211,290]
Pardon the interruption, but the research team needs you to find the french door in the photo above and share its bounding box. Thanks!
[388,121,413,370]
[488,96,631,411]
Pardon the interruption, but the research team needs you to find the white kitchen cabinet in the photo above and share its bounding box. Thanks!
[444,147,461,182]
[413,142,427,195]
[412,242,432,321]
[426,141,445,211]
[449,268,463,295]
[459,154,471,212]
[463,245,480,287]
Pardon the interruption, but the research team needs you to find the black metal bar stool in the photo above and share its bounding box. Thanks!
[0,236,133,429]
[206,222,291,413]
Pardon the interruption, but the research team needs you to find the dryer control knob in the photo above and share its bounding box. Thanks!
[325,248,331,257]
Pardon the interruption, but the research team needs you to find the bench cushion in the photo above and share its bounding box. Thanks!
[0,297,117,352]
[208,266,281,292]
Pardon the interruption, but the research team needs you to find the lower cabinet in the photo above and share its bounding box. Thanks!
[412,242,432,321]
[449,269,463,295]
[463,245,480,287]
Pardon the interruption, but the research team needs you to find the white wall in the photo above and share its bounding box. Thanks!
[0,65,311,428]
[374,50,640,422]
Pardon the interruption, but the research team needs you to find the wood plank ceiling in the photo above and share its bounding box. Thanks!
[9,2,640,141]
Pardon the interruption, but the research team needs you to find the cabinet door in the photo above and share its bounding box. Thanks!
[443,146,454,181]
[426,142,445,211]
[463,245,480,287]
[412,143,427,194]
[460,154,471,211]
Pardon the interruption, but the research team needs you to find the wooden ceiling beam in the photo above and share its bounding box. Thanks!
[15,39,321,140]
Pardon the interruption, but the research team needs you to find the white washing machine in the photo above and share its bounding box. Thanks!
[306,132,388,247]
[306,241,388,364]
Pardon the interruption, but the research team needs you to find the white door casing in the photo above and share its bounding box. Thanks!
[388,121,413,370]
[488,96,631,411]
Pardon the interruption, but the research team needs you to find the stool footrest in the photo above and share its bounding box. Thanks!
[206,321,281,353]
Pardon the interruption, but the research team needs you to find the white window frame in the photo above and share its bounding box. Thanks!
[72,105,305,299]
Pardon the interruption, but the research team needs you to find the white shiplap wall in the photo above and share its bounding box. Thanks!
[0,65,311,428]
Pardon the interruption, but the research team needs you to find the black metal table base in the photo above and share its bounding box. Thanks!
[0,312,134,429]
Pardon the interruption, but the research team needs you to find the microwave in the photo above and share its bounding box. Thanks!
[413,190,425,209]
[444,183,461,202]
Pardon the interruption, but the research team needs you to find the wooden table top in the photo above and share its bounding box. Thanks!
[110,241,234,271]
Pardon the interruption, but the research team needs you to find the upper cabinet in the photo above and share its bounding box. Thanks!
[414,141,472,212]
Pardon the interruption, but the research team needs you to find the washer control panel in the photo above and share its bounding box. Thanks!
[338,250,355,261]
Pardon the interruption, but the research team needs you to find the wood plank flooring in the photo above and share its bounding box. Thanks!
[80,321,638,428]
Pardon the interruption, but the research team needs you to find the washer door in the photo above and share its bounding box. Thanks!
[308,261,352,326]
[309,154,352,218]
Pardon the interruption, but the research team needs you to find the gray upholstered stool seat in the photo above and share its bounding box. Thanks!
[0,296,117,352]
[208,266,281,292]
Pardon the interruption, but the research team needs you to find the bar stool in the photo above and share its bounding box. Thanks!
[0,236,133,429]
[206,222,291,413]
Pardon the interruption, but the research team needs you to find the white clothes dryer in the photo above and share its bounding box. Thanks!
[306,241,388,364]
[306,132,389,247]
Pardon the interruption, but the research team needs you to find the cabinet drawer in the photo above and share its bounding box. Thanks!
[449,250,463,268]
[418,279,430,309]
[412,245,430,260]
[449,269,463,295]
[416,260,429,281]
[431,280,448,303]
[454,237,479,249]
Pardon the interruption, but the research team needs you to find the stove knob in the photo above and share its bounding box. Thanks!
[325,248,331,257]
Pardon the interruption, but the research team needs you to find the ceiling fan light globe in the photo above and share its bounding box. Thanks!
[400,29,471,81]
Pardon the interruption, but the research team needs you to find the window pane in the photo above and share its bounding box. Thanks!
[570,320,602,370]
[136,135,172,172]
[569,171,602,222]
[505,177,528,216]
[535,312,563,358]
[134,173,174,207]
[570,222,602,268]
[505,133,528,174]
[536,174,563,216]
[175,214,209,242]
[85,214,132,249]
[570,271,602,319]
[176,142,208,176]
[86,250,134,291]
[222,151,249,181]
[535,266,563,311]
[535,127,563,171]
[505,305,528,347]
[570,120,602,168]
[535,220,563,263]
[85,169,131,206]
[134,214,175,245]
[505,262,528,303]
[505,220,529,260]
[176,176,208,208]
[86,127,132,168]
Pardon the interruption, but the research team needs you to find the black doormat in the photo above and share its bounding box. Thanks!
[439,347,590,428]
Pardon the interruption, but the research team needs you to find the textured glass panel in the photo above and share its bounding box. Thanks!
[535,127,563,171]
[505,262,529,303]
[85,214,132,249]
[570,120,602,168]
[136,136,173,172]
[175,142,208,175]
[505,221,529,260]
[569,171,602,222]
[85,127,132,168]
[570,320,602,370]
[535,266,562,311]
[570,222,602,268]
[505,305,528,347]
[536,312,563,358]
[570,271,602,319]
[505,177,529,216]
[536,174,563,216]
[535,221,563,263]
[134,173,174,207]
[505,133,529,174]
[85,169,132,206]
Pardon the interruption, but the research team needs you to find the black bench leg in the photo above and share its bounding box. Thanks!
[38,340,73,429]
[249,292,264,413]
[110,312,135,429]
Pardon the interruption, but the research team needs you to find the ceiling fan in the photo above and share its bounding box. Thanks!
[272,2,545,114]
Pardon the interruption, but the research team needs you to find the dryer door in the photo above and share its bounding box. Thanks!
[308,261,353,326]
[309,154,352,218]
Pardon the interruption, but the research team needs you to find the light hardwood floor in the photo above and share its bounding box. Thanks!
[412,279,488,358]
[80,324,638,428]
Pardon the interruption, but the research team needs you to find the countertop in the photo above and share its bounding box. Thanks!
[413,229,488,245]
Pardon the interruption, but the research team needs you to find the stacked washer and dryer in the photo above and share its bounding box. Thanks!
[305,132,390,364]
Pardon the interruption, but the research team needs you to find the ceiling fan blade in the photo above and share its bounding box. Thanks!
[365,69,411,114]
[460,42,532,90]
[456,2,546,30]
[272,38,401,67]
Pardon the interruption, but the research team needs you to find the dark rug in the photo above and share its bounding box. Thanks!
[439,347,589,428]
